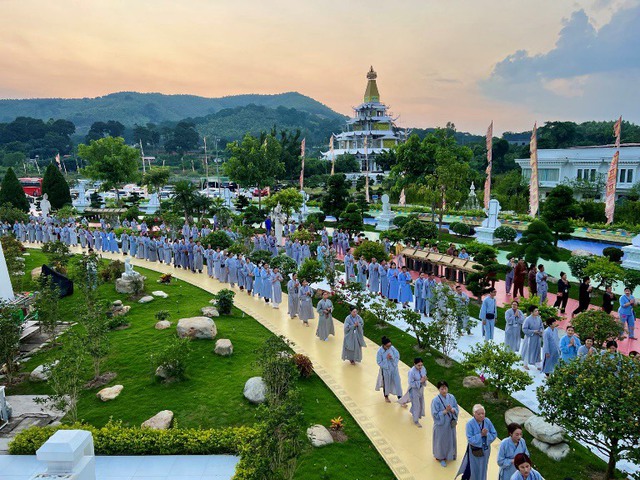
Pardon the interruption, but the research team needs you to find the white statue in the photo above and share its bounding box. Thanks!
[273,203,286,246]
[481,198,501,229]
[122,257,138,278]
[381,194,391,215]
[0,239,14,301]
[40,193,51,217]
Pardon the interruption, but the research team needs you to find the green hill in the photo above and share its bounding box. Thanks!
[0,91,346,132]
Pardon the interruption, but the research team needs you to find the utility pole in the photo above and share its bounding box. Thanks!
[204,136,209,197]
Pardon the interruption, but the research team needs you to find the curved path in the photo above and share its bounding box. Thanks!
[68,248,501,480]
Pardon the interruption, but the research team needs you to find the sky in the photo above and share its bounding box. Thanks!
[1,0,639,134]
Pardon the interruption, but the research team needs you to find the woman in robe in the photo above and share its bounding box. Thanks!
[509,453,543,480]
[78,228,86,248]
[193,241,204,273]
[95,230,103,251]
[456,404,498,480]
[316,291,334,340]
[136,236,145,259]
[521,306,543,370]
[504,301,525,353]
[387,262,400,302]
[375,336,402,401]
[379,261,389,298]
[398,266,413,308]
[298,280,314,325]
[344,250,356,282]
[69,225,78,246]
[368,258,380,293]
[271,267,283,308]
[253,262,262,298]
[497,423,529,480]
[213,249,222,280]
[260,265,272,303]
[219,252,229,283]
[147,237,158,262]
[35,223,43,243]
[244,260,254,295]
[227,254,238,287]
[237,256,246,290]
[163,240,173,265]
[618,287,637,340]
[109,230,119,253]
[541,317,560,376]
[287,273,300,318]
[398,357,427,427]
[341,308,365,364]
[121,232,129,255]
[431,380,459,467]
[357,257,368,287]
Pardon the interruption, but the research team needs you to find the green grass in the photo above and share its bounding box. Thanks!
[10,251,393,480]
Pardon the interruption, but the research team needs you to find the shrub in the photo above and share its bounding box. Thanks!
[353,240,389,262]
[290,229,314,242]
[330,416,344,431]
[494,225,517,243]
[571,310,622,347]
[249,249,273,265]
[42,241,71,268]
[107,315,129,330]
[517,296,562,324]
[227,241,249,256]
[602,247,624,263]
[583,257,625,288]
[99,259,125,282]
[159,273,173,284]
[270,253,298,278]
[567,254,595,279]
[339,203,364,233]
[213,289,235,315]
[305,212,326,227]
[123,205,141,221]
[200,231,233,250]
[401,219,438,243]
[150,337,192,382]
[0,202,29,224]
[292,353,314,378]
[450,222,471,237]
[155,310,171,321]
[392,216,411,228]
[578,201,606,223]
[297,258,324,284]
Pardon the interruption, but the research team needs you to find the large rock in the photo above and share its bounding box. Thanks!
[306,424,334,447]
[115,277,144,294]
[243,376,266,404]
[31,267,42,280]
[463,376,485,388]
[525,416,565,445]
[141,410,174,430]
[138,296,154,304]
[571,249,593,257]
[177,317,217,340]
[155,366,169,379]
[113,305,130,316]
[201,306,220,318]
[532,438,570,461]
[505,407,535,427]
[96,384,123,401]
[30,361,58,382]
[152,290,168,298]
[112,300,123,307]
[155,320,172,330]
[214,339,233,356]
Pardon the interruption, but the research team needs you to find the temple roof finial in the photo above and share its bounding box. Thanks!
[364,66,380,103]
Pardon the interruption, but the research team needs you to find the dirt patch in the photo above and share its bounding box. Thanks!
[481,391,506,405]
[329,429,348,443]
[114,324,131,331]
[84,372,118,389]
[435,358,453,368]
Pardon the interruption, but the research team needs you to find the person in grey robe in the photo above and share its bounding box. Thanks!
[260,265,271,302]
[379,261,389,298]
[344,251,356,282]
[244,261,255,295]
[193,242,204,273]
[541,317,560,376]
[163,241,172,265]
[237,256,246,290]
[227,255,238,287]
[219,253,229,283]
[298,280,314,325]
[205,247,214,277]
[341,308,365,364]
[147,238,158,262]
[431,380,459,467]
[271,268,283,308]
[375,336,402,401]
[456,404,498,480]
[504,301,525,352]
[357,257,368,287]
[316,291,334,340]
[497,423,529,480]
[213,249,222,280]
[520,306,543,370]
[398,358,427,427]
[368,258,380,293]
[287,274,300,318]
[536,264,548,304]
[136,236,145,259]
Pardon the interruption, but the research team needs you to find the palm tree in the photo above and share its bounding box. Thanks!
[172,180,196,220]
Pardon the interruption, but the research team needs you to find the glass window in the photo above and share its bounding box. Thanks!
[627,170,633,183]
[619,169,626,183]
[576,169,583,180]
[522,168,531,180]
[539,169,559,182]
[590,169,596,181]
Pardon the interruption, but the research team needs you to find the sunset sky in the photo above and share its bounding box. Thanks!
[1,0,639,133]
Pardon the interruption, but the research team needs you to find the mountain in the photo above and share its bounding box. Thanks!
[0,91,346,132]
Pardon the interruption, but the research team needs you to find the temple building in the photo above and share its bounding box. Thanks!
[322,67,405,173]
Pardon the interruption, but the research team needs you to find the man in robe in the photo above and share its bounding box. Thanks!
[521,306,543,370]
[456,404,498,480]
[479,288,498,341]
[504,301,524,352]
[342,308,365,364]
[536,264,548,304]
[454,284,470,334]
[505,257,516,296]
[287,273,300,318]
[399,358,427,427]
[316,291,334,340]
[414,273,426,314]
[375,336,402,402]
[344,249,356,283]
[542,317,560,376]
[431,380,459,467]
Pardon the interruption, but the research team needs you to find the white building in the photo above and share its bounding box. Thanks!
[515,144,640,200]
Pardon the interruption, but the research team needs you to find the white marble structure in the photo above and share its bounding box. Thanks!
[297,190,309,223]
[116,258,144,294]
[33,429,95,480]
[144,192,160,215]
[40,193,51,217]
[622,234,640,271]
[273,203,285,246]
[73,181,90,213]
[0,238,14,302]
[476,198,501,245]
[375,194,396,231]
[0,386,10,427]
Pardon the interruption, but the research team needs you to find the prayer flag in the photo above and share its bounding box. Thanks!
[483,121,493,209]
[605,117,622,224]
[329,135,335,175]
[399,188,406,207]
[529,123,539,217]
[299,138,306,190]
[364,135,370,203]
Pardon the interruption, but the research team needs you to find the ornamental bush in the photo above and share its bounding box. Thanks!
[494,225,517,243]
[150,337,191,382]
[450,222,471,237]
[270,253,298,278]
[571,310,622,348]
[602,246,624,263]
[297,258,324,284]
[401,218,438,243]
[567,254,595,279]
[200,230,233,250]
[292,353,314,378]
[353,240,389,262]
[213,288,235,315]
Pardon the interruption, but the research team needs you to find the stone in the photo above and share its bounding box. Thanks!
[571,249,592,257]
[532,438,570,461]
[306,424,334,447]
[155,320,172,330]
[30,361,58,382]
[138,295,154,304]
[31,267,42,280]
[177,316,217,340]
[115,277,144,294]
[505,407,535,427]
[525,415,565,445]
[141,410,174,430]
[112,300,123,307]
[214,339,233,356]
[152,290,168,298]
[96,384,123,401]
[209,299,217,305]
[155,366,169,379]
[462,376,484,388]
[243,376,266,404]
[201,306,220,318]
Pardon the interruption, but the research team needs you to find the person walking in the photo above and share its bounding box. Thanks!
[375,336,403,402]
[431,380,459,467]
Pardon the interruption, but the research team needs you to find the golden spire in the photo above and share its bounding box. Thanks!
[364,66,380,103]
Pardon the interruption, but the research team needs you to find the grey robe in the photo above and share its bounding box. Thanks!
[193,245,204,271]
[316,298,335,340]
[504,308,524,352]
[521,314,543,365]
[271,272,283,304]
[287,279,299,318]
[375,345,402,396]
[399,365,427,423]
[228,257,239,285]
[341,314,365,362]
[298,286,314,322]
[456,418,498,480]
[431,393,458,461]
[368,262,380,293]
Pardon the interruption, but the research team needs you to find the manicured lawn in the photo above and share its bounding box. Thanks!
[10,251,393,480]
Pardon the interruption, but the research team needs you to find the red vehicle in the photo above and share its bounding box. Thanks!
[19,177,43,197]
[252,187,270,197]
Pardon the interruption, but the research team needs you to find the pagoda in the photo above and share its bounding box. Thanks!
[323,66,404,172]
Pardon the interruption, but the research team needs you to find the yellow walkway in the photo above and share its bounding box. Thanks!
[69,248,501,480]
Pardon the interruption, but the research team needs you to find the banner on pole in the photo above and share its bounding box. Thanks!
[483,121,493,209]
[605,117,622,224]
[299,138,306,190]
[529,123,539,216]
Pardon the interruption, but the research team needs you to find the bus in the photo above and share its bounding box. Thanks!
[19,178,43,197]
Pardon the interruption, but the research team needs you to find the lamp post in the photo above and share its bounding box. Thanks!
[214,137,220,196]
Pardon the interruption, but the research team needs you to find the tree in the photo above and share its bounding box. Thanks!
[583,257,625,289]
[401,219,437,243]
[571,310,623,347]
[567,254,595,279]
[541,185,580,245]
[353,240,389,262]
[0,167,29,212]
[78,137,140,201]
[510,220,560,265]
[0,202,29,224]
[34,276,60,343]
[142,167,171,193]
[297,258,324,284]
[462,341,533,399]
[263,188,303,221]
[338,203,363,233]
[0,304,22,383]
[494,226,517,243]
[172,180,197,219]
[464,242,508,297]
[537,354,640,479]
[42,164,71,209]
[429,284,464,365]
[322,174,350,218]
[164,121,199,153]
[78,294,110,380]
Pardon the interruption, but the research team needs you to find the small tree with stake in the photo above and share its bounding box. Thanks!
[0,303,22,384]
[537,354,640,480]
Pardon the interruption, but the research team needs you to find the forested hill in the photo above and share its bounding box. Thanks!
[0,91,346,132]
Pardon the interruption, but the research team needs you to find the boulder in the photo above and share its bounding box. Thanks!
[138,296,154,304]
[115,277,144,294]
[571,249,593,257]
[141,410,174,430]
[152,291,168,298]
[243,376,266,404]
[525,416,565,445]
[214,339,233,356]
[177,317,217,340]
[112,300,123,307]
[462,376,484,388]
[201,306,220,318]
[306,424,334,447]
[114,305,131,316]
[155,366,169,379]
[209,299,217,305]
[505,407,535,427]
[96,384,123,401]
[30,361,58,382]
[31,267,42,280]
[155,320,172,330]
[532,438,570,461]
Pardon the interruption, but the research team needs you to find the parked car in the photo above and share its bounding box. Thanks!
[252,187,269,197]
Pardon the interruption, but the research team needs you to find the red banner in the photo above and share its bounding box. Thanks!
[529,123,539,216]
[483,121,493,209]
[605,117,622,224]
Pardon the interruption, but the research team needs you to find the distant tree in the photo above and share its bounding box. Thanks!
[401,219,437,243]
[0,203,29,224]
[322,174,350,218]
[78,136,140,201]
[0,304,22,383]
[164,121,199,153]
[334,154,360,173]
[42,164,72,209]
[0,167,29,212]
[85,120,125,143]
[78,293,110,380]
[276,129,303,180]
[541,185,580,245]
[510,220,560,265]
[263,188,303,221]
[564,174,606,200]
[338,203,363,233]
[172,180,197,219]
[142,167,171,193]
[538,121,578,148]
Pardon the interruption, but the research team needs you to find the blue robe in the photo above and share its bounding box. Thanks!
[398,272,413,303]
[542,326,560,374]
[368,262,380,293]
[480,296,498,341]
[379,265,389,297]
[387,268,400,300]
[456,417,498,480]
[497,438,529,480]
[431,393,459,462]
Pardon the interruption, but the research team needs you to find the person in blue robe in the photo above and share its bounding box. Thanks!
[521,306,543,370]
[344,251,356,282]
[431,380,459,467]
[497,423,529,480]
[387,263,400,301]
[260,265,271,302]
[227,255,238,287]
[172,241,180,267]
[414,273,426,314]
[271,268,283,308]
[424,274,437,316]
[504,301,525,352]
[618,287,637,340]
[559,325,581,362]
[193,242,204,273]
[541,317,560,376]
[509,453,543,480]
[244,261,255,294]
[121,232,130,255]
[147,238,158,262]
[398,358,427,426]
[535,265,548,304]
[456,404,498,480]
[205,246,214,277]
[398,266,413,307]
[375,336,403,401]
[379,262,389,298]
[480,288,498,341]
[368,258,380,293]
